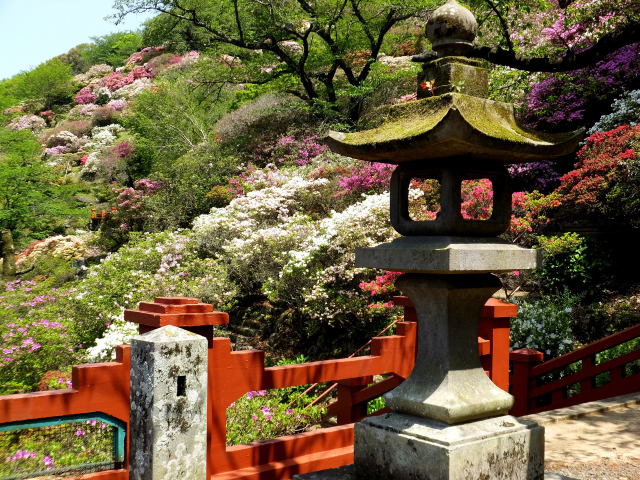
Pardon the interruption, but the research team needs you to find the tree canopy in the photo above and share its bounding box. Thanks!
[114,0,438,121]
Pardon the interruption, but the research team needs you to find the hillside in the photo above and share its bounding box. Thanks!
[1,0,640,398]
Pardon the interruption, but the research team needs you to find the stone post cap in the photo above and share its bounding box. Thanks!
[124,296,229,328]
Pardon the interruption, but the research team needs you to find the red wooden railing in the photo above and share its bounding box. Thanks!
[0,346,131,480]
[510,323,640,416]
[0,294,525,480]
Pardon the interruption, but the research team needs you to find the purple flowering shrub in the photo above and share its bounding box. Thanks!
[253,134,328,166]
[226,357,325,444]
[508,160,568,192]
[522,43,640,130]
[505,0,640,130]
[0,279,80,394]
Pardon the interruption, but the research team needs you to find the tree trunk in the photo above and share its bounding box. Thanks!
[1,229,17,280]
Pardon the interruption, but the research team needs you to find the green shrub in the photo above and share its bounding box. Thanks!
[226,355,324,445]
[534,233,610,296]
[571,288,640,344]
[214,93,312,155]
[142,145,240,230]
[81,32,143,68]
[91,106,120,127]
[124,69,232,168]
[11,59,75,109]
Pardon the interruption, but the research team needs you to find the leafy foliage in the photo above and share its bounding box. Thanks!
[511,292,579,359]
[10,59,76,110]
[81,32,144,68]
[124,66,232,166]
[0,130,76,242]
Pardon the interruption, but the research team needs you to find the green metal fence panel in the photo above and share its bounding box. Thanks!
[0,413,125,479]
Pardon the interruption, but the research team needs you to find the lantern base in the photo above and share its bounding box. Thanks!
[355,413,544,480]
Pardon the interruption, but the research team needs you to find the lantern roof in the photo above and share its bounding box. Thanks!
[326,0,582,165]
[325,92,582,164]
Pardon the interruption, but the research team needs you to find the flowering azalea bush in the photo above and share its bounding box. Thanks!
[335,161,395,197]
[0,418,114,477]
[15,235,91,271]
[510,292,579,359]
[7,115,46,132]
[194,158,400,353]
[522,43,640,130]
[253,134,328,166]
[75,87,97,105]
[0,279,80,394]
[553,124,640,228]
[109,177,165,233]
[587,89,640,135]
[99,66,153,92]
[125,46,165,66]
[226,361,325,446]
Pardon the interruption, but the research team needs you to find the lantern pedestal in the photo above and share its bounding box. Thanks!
[355,413,544,480]
[352,241,545,478]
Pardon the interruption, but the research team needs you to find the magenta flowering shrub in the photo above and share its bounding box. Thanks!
[99,66,153,92]
[461,179,493,220]
[358,271,402,312]
[75,87,97,105]
[112,178,165,232]
[126,46,165,65]
[335,161,395,196]
[254,134,328,166]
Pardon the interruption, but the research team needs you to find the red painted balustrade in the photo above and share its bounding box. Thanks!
[0,346,131,480]
[510,323,640,416]
[0,295,518,480]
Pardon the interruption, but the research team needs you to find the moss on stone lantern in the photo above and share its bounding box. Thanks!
[326,0,581,167]
[326,0,581,238]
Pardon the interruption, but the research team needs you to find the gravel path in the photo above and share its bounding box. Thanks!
[529,393,640,480]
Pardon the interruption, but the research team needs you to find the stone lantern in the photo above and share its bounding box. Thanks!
[323,0,581,478]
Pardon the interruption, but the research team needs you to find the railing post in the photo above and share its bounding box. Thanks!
[336,376,373,424]
[130,325,208,480]
[479,298,517,392]
[125,297,229,479]
[510,348,544,416]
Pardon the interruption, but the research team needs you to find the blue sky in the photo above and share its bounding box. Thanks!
[0,0,155,80]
